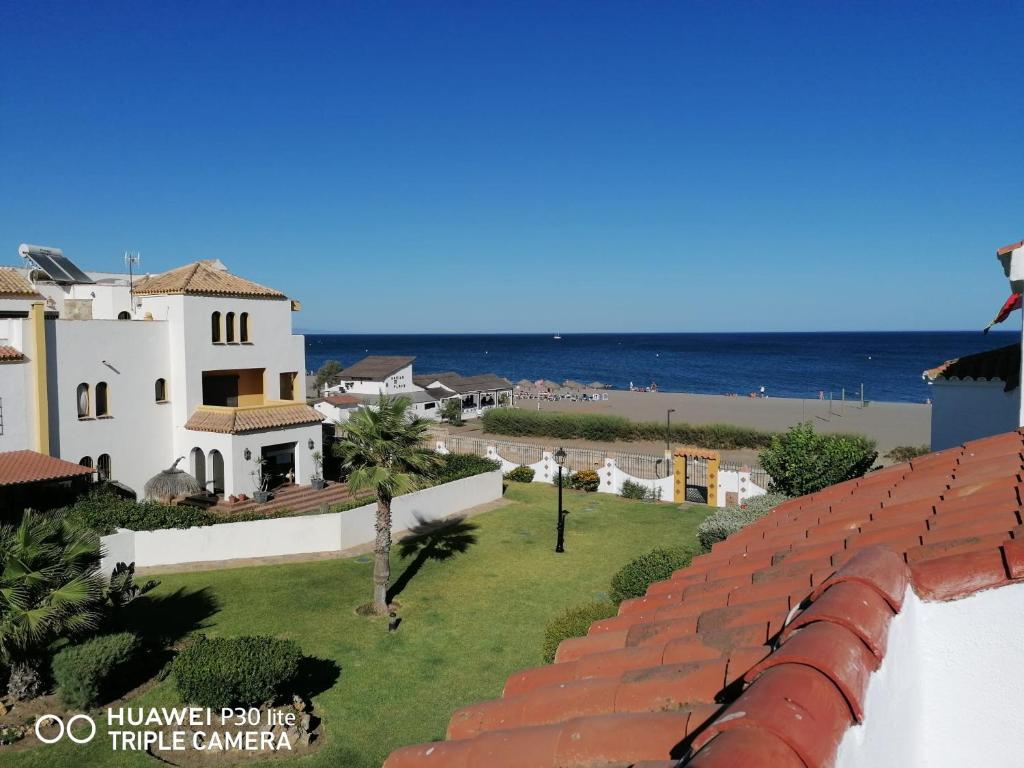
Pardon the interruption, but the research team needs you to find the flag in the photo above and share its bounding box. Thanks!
[984,293,1022,333]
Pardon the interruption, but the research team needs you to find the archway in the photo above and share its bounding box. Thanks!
[191,447,206,491]
[209,450,225,495]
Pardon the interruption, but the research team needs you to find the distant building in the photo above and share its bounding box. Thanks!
[322,355,513,421]
[924,238,1024,450]
[0,246,323,499]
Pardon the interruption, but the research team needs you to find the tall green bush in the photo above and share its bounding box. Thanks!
[481,409,775,449]
[52,632,139,709]
[609,547,691,605]
[541,602,617,663]
[172,635,302,708]
[760,423,877,497]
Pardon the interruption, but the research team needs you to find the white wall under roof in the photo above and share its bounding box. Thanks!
[836,582,1024,768]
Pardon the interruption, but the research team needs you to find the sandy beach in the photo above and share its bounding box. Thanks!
[447,390,931,466]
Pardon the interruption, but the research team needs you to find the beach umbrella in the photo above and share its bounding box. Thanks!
[563,379,584,390]
[144,457,202,502]
[589,381,607,389]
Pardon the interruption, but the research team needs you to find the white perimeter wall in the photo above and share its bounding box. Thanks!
[101,470,503,571]
[929,379,1018,451]
[836,582,1024,768]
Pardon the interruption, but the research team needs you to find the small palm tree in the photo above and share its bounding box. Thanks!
[0,512,104,699]
[334,396,441,614]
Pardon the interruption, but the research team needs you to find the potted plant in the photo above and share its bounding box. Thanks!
[250,457,271,503]
[310,450,326,490]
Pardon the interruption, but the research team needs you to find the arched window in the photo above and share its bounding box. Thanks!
[76,383,90,418]
[97,453,111,481]
[155,378,167,402]
[117,311,130,320]
[225,312,236,343]
[79,456,93,468]
[211,312,222,343]
[239,312,249,342]
[96,382,109,417]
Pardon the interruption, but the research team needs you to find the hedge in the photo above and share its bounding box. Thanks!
[172,635,302,708]
[481,409,775,449]
[63,489,217,535]
[541,602,618,663]
[52,632,140,709]
[609,547,692,604]
[696,492,789,552]
[432,453,501,484]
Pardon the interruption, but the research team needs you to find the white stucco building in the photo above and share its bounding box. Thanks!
[0,247,323,499]
[925,238,1024,450]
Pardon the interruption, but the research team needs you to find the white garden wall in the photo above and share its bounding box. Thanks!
[100,470,503,572]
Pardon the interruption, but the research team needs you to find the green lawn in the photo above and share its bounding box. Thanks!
[7,484,710,768]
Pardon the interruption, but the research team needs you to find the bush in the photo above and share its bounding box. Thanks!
[63,489,217,535]
[541,602,617,663]
[568,469,600,492]
[760,423,877,497]
[481,409,776,449]
[609,547,691,605]
[432,453,501,484]
[696,492,788,552]
[504,465,536,483]
[885,445,930,463]
[172,635,302,709]
[52,632,140,709]
[620,479,662,501]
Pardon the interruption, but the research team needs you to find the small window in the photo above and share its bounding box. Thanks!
[239,312,249,342]
[155,378,167,402]
[96,382,109,417]
[79,456,93,468]
[97,453,111,481]
[117,311,130,320]
[225,312,235,343]
[211,312,222,343]
[76,383,90,418]
[279,371,296,400]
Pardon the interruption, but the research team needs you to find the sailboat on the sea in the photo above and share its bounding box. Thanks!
[553,332,562,340]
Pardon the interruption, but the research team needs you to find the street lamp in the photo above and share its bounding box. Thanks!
[554,447,568,553]
[666,409,676,452]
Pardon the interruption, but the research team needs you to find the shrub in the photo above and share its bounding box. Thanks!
[172,635,302,708]
[541,602,617,663]
[504,465,536,483]
[568,469,600,492]
[63,489,216,535]
[609,548,691,605]
[52,632,140,709]
[760,423,877,497]
[619,479,647,499]
[432,453,501,484]
[696,492,788,552]
[885,445,930,463]
[481,409,776,449]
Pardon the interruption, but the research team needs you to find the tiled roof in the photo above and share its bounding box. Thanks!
[997,239,1024,256]
[0,268,43,298]
[318,394,360,407]
[0,346,25,362]
[184,404,323,434]
[385,428,1024,768]
[132,261,286,299]
[924,343,1019,392]
[338,355,415,381]
[0,450,94,486]
[413,371,513,394]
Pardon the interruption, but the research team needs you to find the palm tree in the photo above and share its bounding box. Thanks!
[334,396,442,614]
[0,512,104,699]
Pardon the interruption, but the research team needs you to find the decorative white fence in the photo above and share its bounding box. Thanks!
[101,470,503,572]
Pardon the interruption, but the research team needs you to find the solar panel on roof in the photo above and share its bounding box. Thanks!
[26,252,94,285]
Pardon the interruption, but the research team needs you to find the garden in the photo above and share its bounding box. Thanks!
[0,483,711,768]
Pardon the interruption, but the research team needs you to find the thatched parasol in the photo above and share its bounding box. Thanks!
[562,379,584,390]
[589,381,608,389]
[144,457,202,502]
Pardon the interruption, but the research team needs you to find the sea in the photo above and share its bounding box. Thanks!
[303,331,1018,405]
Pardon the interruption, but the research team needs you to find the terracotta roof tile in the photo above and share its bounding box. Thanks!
[0,268,43,298]
[0,345,24,362]
[386,428,1024,768]
[997,238,1024,256]
[184,404,323,434]
[132,261,286,299]
[0,450,94,486]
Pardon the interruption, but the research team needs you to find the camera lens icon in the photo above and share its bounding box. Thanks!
[35,713,97,744]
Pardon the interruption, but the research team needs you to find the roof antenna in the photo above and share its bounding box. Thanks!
[124,251,141,313]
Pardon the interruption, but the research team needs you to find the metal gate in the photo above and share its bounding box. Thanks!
[685,456,709,504]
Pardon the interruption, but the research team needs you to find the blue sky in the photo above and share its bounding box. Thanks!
[1,1,1021,333]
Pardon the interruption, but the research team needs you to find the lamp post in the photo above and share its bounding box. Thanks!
[666,409,676,452]
[554,447,568,553]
